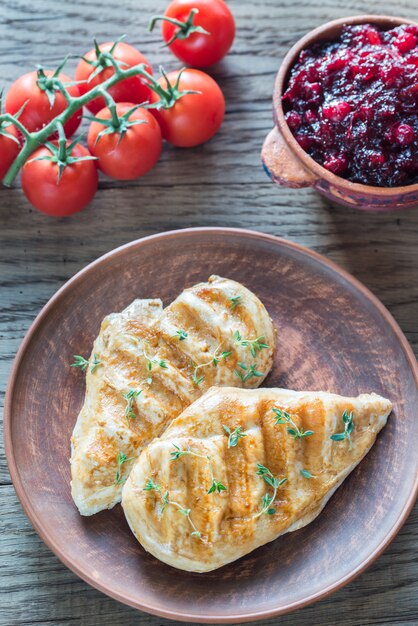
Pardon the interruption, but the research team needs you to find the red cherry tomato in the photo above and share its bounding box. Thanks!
[87,103,162,180]
[75,41,153,114]
[21,142,98,217]
[150,69,225,147]
[154,0,235,67]
[0,124,20,181]
[5,71,82,137]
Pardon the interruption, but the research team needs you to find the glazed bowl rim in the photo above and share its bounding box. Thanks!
[274,14,418,196]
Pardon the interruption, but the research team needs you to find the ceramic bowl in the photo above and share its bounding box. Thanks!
[261,15,418,212]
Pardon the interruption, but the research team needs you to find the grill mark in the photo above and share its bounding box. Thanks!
[194,282,260,338]
[172,302,230,359]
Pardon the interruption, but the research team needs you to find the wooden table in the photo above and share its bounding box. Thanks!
[1,0,417,624]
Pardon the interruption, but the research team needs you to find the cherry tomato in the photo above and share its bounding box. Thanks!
[5,71,82,136]
[154,0,235,67]
[150,69,225,147]
[75,41,153,114]
[21,142,98,217]
[0,124,20,181]
[87,103,162,180]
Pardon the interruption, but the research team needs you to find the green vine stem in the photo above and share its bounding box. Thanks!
[0,51,151,187]
[148,9,210,47]
[1,49,200,187]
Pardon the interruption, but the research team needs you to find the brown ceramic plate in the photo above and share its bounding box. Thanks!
[5,228,418,623]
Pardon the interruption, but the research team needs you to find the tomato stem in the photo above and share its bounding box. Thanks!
[145,66,201,110]
[148,9,210,47]
[56,122,68,162]
[0,49,152,187]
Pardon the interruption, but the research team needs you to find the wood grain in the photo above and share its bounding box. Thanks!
[1,0,418,624]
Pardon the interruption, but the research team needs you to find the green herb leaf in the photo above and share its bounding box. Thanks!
[255,464,287,518]
[71,355,89,371]
[229,295,241,310]
[235,363,264,383]
[170,444,188,460]
[161,490,169,511]
[123,388,142,421]
[273,407,314,440]
[330,432,347,441]
[192,370,205,385]
[144,478,160,491]
[234,332,269,357]
[300,469,314,479]
[330,410,354,448]
[173,329,188,341]
[208,479,227,494]
[114,451,135,485]
[224,425,247,448]
[178,507,191,516]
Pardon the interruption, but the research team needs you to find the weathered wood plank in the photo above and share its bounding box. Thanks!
[1,486,418,625]
[1,0,417,623]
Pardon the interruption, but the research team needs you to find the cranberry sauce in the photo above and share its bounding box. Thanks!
[282,24,418,187]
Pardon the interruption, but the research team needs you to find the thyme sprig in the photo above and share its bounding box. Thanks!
[223,425,247,448]
[114,451,135,485]
[272,407,314,440]
[123,389,142,422]
[233,331,269,358]
[142,344,168,372]
[71,354,102,373]
[144,478,203,539]
[71,355,89,371]
[191,344,231,386]
[330,410,354,449]
[254,463,287,518]
[170,445,227,494]
[234,362,263,383]
[229,295,241,310]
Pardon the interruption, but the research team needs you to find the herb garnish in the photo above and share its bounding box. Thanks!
[254,463,287,518]
[71,354,102,373]
[123,389,142,421]
[191,345,231,386]
[272,407,314,440]
[170,444,227,494]
[223,425,247,448]
[330,410,354,449]
[233,331,269,358]
[234,362,263,383]
[300,469,314,479]
[144,478,203,539]
[229,295,241,310]
[173,329,188,341]
[114,451,135,485]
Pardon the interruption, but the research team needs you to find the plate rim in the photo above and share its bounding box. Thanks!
[4,226,418,623]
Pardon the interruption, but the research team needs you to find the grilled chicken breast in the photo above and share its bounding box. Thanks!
[71,276,276,515]
[122,386,392,572]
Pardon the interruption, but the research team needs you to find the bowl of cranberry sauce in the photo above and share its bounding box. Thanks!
[261,15,418,211]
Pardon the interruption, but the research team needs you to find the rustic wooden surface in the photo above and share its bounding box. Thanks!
[0,0,417,624]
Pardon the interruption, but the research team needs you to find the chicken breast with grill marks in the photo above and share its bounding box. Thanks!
[71,276,276,516]
[122,386,392,572]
